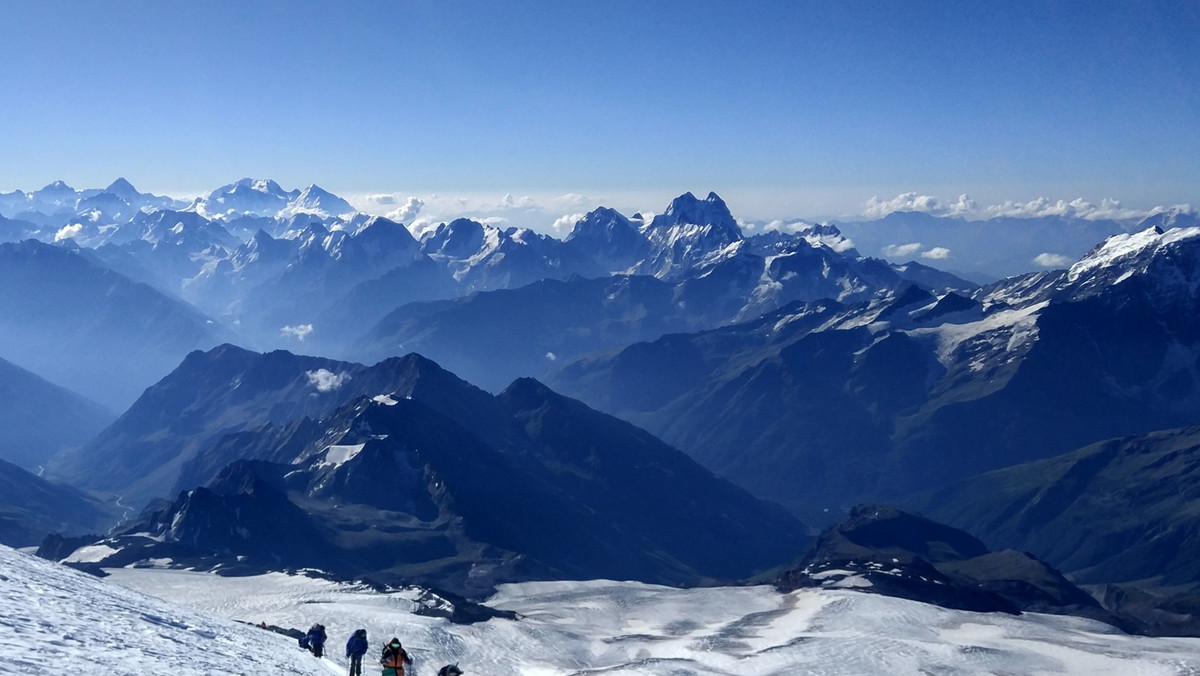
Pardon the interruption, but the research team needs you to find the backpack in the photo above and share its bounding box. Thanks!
[347,629,368,657]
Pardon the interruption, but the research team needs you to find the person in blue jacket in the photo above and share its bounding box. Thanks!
[302,623,327,658]
[346,628,369,676]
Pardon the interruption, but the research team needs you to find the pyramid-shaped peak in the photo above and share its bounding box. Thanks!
[106,177,138,194]
[297,183,337,198]
[569,206,633,232]
[291,184,353,209]
[353,215,418,244]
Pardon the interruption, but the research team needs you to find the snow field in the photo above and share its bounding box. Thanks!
[0,546,336,675]
[106,567,1200,675]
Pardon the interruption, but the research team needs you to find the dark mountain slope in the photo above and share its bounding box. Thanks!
[44,344,481,509]
[0,240,229,407]
[910,426,1200,590]
[0,355,113,471]
[55,372,807,597]
[0,458,115,547]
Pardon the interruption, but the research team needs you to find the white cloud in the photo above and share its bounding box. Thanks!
[280,324,314,341]
[864,192,1174,223]
[555,193,591,207]
[545,352,557,361]
[305,368,350,393]
[1033,252,1073,268]
[921,247,951,260]
[54,223,84,242]
[743,218,809,234]
[864,193,944,219]
[882,242,923,258]
[501,193,536,209]
[384,196,424,223]
[407,219,441,239]
[552,213,585,237]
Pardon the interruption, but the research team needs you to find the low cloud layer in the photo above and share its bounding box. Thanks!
[864,192,1194,223]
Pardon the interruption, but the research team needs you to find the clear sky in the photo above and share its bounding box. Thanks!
[1,0,1197,223]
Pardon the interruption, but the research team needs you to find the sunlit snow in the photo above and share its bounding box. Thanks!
[0,545,334,675]
[97,563,1200,676]
[1067,226,1200,283]
[318,444,365,469]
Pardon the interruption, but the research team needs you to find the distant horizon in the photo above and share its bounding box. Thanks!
[1,174,1193,241]
[2,1,1196,232]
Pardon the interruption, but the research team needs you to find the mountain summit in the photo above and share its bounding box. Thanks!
[637,191,745,279]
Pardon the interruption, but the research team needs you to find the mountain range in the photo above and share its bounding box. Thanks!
[0,180,983,405]
[548,226,1200,525]
[42,345,806,597]
[7,176,1200,638]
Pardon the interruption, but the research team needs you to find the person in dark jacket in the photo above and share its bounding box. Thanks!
[437,664,464,676]
[380,637,412,676]
[304,623,327,658]
[346,628,369,676]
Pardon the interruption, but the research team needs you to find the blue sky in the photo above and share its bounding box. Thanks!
[1,0,1197,222]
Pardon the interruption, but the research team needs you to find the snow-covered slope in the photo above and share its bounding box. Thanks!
[103,564,1200,676]
[0,545,334,675]
[190,178,300,220]
[10,535,1200,675]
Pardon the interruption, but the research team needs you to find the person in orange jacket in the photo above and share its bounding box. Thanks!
[379,637,412,676]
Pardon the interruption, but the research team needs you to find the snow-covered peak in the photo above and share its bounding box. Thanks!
[29,180,80,211]
[566,206,636,241]
[1137,206,1200,231]
[648,191,743,243]
[798,223,856,253]
[421,218,487,259]
[39,179,76,194]
[236,178,290,195]
[194,178,300,219]
[1067,226,1200,285]
[636,192,747,279]
[276,184,356,220]
[351,216,423,265]
[285,221,332,249]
